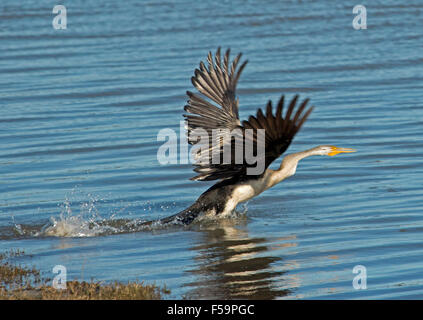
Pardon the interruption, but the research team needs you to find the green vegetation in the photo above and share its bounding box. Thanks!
[0,250,169,300]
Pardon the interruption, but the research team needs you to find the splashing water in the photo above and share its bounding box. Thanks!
[8,189,145,238]
[7,188,249,239]
[39,190,154,237]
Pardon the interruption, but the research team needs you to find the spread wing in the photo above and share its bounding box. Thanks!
[184,48,313,181]
[242,95,313,171]
[184,47,247,142]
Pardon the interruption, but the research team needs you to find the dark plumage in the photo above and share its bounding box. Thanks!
[184,47,313,181]
[141,48,356,227]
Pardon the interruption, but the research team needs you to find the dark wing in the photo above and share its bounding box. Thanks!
[184,47,247,142]
[184,48,313,181]
[184,48,247,180]
[242,95,314,171]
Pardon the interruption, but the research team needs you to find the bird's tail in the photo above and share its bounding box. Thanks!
[140,203,202,228]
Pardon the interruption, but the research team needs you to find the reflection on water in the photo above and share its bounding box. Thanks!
[185,219,293,299]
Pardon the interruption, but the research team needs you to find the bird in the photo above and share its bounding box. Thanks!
[148,48,355,226]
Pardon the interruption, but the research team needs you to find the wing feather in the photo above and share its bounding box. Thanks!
[183,48,313,181]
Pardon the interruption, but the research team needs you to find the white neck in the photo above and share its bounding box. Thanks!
[266,147,319,189]
[228,147,322,210]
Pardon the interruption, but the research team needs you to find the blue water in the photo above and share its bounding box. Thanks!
[1,0,423,299]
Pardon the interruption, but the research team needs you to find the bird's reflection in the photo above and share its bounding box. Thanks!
[183,216,296,299]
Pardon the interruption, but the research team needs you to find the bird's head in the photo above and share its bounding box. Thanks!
[313,145,356,156]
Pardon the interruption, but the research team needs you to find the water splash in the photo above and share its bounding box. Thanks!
[39,190,154,237]
[5,189,249,239]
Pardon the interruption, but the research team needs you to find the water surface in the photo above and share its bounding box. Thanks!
[1,0,423,299]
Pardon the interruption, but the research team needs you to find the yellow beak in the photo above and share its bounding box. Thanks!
[328,146,356,156]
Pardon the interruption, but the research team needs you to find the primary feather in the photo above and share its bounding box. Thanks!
[184,48,313,181]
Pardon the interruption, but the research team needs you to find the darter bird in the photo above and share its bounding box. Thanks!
[149,48,355,226]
